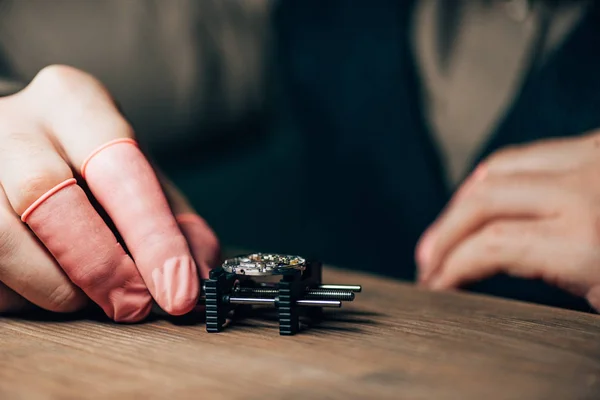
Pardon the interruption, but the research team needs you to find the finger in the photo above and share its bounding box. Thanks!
[0,131,152,322]
[36,67,199,315]
[159,175,222,280]
[425,219,552,290]
[416,173,564,283]
[79,142,199,316]
[0,281,32,314]
[0,188,87,313]
[426,219,600,293]
[482,135,591,176]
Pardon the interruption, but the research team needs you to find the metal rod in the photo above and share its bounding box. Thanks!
[297,299,341,308]
[227,297,341,308]
[228,297,274,305]
[236,288,354,301]
[317,284,362,293]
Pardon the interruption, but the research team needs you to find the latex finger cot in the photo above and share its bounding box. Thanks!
[81,139,199,315]
[21,179,153,322]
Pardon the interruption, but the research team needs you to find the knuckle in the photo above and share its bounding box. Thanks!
[457,172,492,203]
[464,176,501,212]
[29,65,107,103]
[467,179,489,201]
[33,64,90,89]
[464,193,489,222]
[480,223,507,255]
[485,146,520,168]
[14,166,73,215]
[0,132,54,164]
[68,255,114,291]
[45,283,86,313]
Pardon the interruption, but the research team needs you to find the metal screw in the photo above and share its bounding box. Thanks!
[226,296,341,308]
[236,287,355,301]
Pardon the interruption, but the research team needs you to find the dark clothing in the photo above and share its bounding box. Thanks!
[159,1,600,312]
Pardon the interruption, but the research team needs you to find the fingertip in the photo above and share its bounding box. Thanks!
[155,286,198,316]
[415,228,436,278]
[160,295,198,316]
[149,296,198,317]
[151,254,200,316]
[427,274,448,291]
[422,259,458,290]
[111,288,154,323]
[80,140,202,313]
[113,299,153,323]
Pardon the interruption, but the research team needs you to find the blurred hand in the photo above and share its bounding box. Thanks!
[0,65,220,321]
[416,132,600,311]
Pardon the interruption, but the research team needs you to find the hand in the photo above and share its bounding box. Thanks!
[415,132,600,311]
[0,65,220,321]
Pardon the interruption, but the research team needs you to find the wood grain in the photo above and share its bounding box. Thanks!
[1,266,600,400]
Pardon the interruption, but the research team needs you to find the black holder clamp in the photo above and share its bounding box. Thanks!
[203,256,362,335]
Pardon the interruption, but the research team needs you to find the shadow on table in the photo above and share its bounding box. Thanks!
[1,305,207,326]
[2,306,113,324]
[225,307,385,335]
[3,305,386,335]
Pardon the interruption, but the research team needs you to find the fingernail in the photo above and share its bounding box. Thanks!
[152,255,199,315]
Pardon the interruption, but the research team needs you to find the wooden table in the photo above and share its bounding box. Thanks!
[1,266,600,400]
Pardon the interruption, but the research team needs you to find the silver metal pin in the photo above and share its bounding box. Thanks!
[228,297,341,308]
[317,284,362,293]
